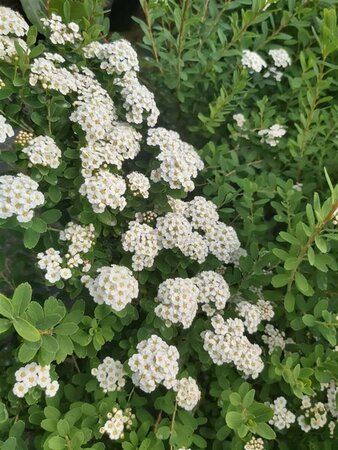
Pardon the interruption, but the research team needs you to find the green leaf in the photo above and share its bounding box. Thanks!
[271,273,289,288]
[254,422,276,440]
[279,231,300,246]
[314,235,327,253]
[42,335,59,354]
[307,246,315,265]
[226,411,244,430]
[295,272,311,295]
[57,419,70,437]
[229,392,241,406]
[13,317,40,342]
[48,185,62,203]
[23,228,40,249]
[156,426,171,440]
[1,437,17,450]
[40,209,62,224]
[0,318,11,334]
[12,283,32,315]
[0,294,14,319]
[302,314,315,327]
[248,403,273,422]
[20,0,47,31]
[54,322,78,335]
[48,436,66,450]
[18,341,41,362]
[0,402,9,423]
[243,389,255,408]
[284,292,295,312]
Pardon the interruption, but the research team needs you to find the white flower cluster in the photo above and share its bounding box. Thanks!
[116,72,159,126]
[148,127,204,192]
[37,248,72,283]
[264,49,292,81]
[128,335,179,393]
[156,212,192,249]
[194,271,230,316]
[298,396,327,432]
[41,14,82,45]
[174,377,201,411]
[205,221,241,263]
[82,265,138,311]
[80,123,142,175]
[83,39,139,75]
[59,221,95,268]
[122,221,160,271]
[127,172,151,198]
[202,315,264,378]
[13,363,59,398]
[30,53,77,95]
[22,135,62,168]
[178,231,209,264]
[186,196,219,232]
[0,174,44,222]
[135,210,158,224]
[236,299,274,333]
[268,397,296,430]
[241,50,267,73]
[91,357,126,393]
[0,113,14,143]
[233,113,246,128]
[262,324,286,354]
[244,436,265,450]
[258,124,286,147]
[0,35,28,62]
[79,169,126,213]
[100,407,134,441]
[155,278,200,329]
[0,6,29,37]
[325,380,338,419]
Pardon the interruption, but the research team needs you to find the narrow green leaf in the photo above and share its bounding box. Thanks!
[12,282,32,315]
[13,317,40,342]
[0,294,14,319]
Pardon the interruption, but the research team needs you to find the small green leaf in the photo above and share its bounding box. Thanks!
[18,341,41,362]
[0,294,14,319]
[0,318,11,334]
[226,411,244,430]
[12,283,32,315]
[284,292,295,313]
[13,317,40,342]
[271,273,289,288]
[254,422,276,440]
[156,426,171,440]
[243,389,255,408]
[295,272,311,295]
[0,402,9,423]
[302,314,315,327]
[54,322,78,335]
[23,229,40,249]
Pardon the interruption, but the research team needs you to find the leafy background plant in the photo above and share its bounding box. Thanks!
[0,0,337,450]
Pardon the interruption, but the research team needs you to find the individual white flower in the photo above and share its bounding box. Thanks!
[0,174,44,222]
[45,380,59,397]
[128,335,179,392]
[155,278,200,329]
[22,135,62,168]
[241,50,267,73]
[83,265,138,311]
[174,377,201,411]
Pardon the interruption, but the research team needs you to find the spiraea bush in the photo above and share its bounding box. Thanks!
[0,1,337,450]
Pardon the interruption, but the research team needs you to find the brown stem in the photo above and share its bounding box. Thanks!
[142,1,161,67]
[177,0,190,88]
[153,410,162,433]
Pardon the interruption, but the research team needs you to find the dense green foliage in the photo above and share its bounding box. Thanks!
[0,1,337,450]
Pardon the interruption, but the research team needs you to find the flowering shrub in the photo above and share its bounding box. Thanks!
[0,1,337,450]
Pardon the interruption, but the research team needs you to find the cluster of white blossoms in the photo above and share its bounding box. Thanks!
[0,174,44,222]
[116,72,160,126]
[37,248,72,283]
[41,14,82,45]
[173,377,201,411]
[80,123,142,175]
[205,222,241,263]
[82,264,138,311]
[241,50,267,73]
[325,380,338,419]
[22,135,62,168]
[258,124,286,147]
[0,113,14,143]
[127,172,151,198]
[268,397,296,430]
[148,128,204,192]
[264,48,292,81]
[194,271,230,316]
[262,324,286,354]
[233,113,246,128]
[186,196,219,232]
[202,315,264,378]
[122,221,160,271]
[128,335,179,393]
[13,363,59,398]
[59,221,95,268]
[0,6,29,37]
[29,53,77,95]
[155,212,192,249]
[298,396,328,432]
[0,35,28,62]
[79,169,127,213]
[244,436,265,450]
[100,407,134,441]
[83,39,139,75]
[91,357,126,393]
[155,278,200,329]
[236,299,274,333]
[178,232,209,264]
